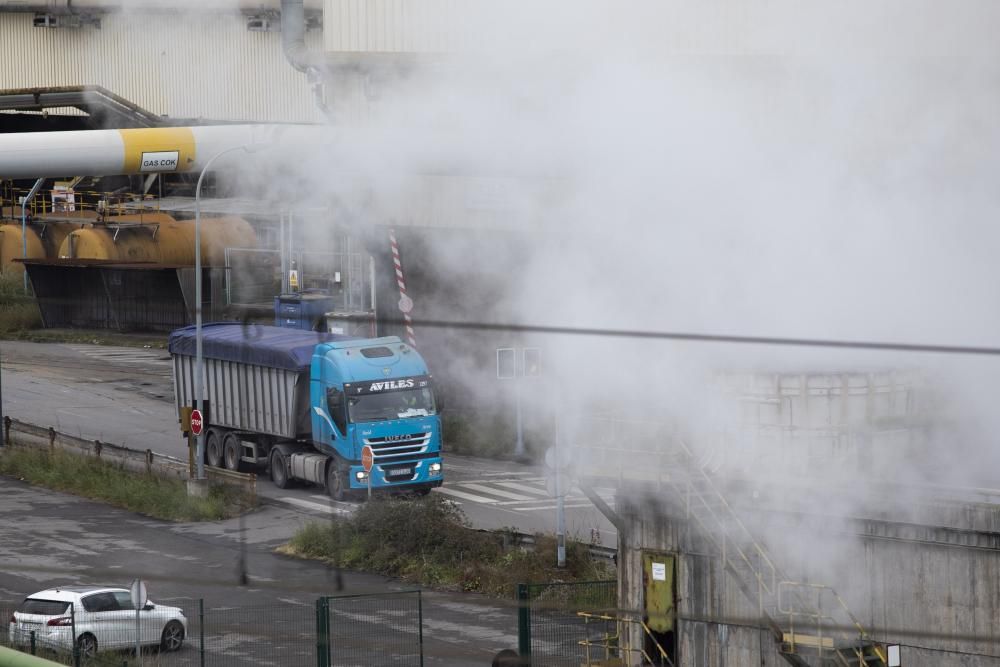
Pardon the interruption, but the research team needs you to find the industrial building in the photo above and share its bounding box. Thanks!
[3,3,1000,666]
[572,371,1000,666]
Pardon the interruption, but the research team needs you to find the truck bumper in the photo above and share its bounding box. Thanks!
[347,456,443,491]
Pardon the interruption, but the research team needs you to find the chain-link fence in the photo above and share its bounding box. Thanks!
[3,593,425,667]
[224,248,372,312]
[517,580,617,666]
[318,591,423,667]
[200,601,315,667]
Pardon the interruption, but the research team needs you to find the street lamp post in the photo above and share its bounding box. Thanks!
[194,144,256,480]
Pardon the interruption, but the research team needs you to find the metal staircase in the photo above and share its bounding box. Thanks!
[663,438,887,667]
[570,414,890,666]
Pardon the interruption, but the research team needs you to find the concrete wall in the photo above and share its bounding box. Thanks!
[617,492,1000,666]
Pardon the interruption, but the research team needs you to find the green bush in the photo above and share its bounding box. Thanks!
[0,446,253,521]
[284,495,613,596]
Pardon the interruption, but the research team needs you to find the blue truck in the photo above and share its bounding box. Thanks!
[168,323,443,498]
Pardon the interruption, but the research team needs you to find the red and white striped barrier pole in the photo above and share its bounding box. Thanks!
[389,229,417,348]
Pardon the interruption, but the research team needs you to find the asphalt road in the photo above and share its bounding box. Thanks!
[0,476,534,666]
[0,340,618,546]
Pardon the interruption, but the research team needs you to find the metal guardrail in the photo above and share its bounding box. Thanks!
[1,416,255,499]
[484,530,616,562]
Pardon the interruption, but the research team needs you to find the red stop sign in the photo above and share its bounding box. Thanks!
[190,409,204,436]
[361,445,374,473]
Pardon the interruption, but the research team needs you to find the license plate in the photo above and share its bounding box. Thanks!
[387,467,412,476]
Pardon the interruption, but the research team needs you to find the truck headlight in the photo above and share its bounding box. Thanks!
[429,462,442,475]
[355,471,368,481]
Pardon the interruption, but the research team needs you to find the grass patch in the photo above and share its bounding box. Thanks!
[0,273,41,333]
[0,446,253,521]
[280,495,612,596]
[0,327,167,347]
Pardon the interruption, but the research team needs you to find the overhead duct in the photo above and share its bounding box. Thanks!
[280,0,329,115]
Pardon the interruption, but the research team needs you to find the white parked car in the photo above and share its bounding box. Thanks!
[8,586,187,657]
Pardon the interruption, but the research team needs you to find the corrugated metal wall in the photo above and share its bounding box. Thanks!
[322,0,1000,57]
[0,12,324,123]
[173,353,304,438]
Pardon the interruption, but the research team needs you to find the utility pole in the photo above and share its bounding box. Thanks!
[555,413,566,568]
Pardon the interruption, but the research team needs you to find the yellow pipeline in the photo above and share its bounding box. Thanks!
[0,124,322,180]
[119,128,197,174]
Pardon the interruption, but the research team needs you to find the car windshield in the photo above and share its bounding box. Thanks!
[348,387,436,423]
[17,599,70,615]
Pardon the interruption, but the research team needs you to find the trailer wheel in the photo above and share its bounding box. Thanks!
[223,432,243,471]
[270,450,291,489]
[205,429,223,468]
[326,463,347,501]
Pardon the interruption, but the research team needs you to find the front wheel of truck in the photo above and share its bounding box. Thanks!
[270,451,291,489]
[326,463,347,501]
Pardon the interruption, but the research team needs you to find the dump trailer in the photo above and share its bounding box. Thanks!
[168,323,443,498]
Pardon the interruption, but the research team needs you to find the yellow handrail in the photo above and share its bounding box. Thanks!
[577,611,675,667]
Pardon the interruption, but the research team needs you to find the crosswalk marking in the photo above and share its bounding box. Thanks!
[495,481,549,496]
[309,494,357,511]
[460,483,536,502]
[496,495,578,506]
[512,503,593,512]
[478,471,537,477]
[274,480,614,515]
[433,487,499,504]
[447,477,545,485]
[280,496,352,515]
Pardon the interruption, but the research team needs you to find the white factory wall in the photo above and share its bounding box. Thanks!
[0,11,324,123]
[323,0,1000,57]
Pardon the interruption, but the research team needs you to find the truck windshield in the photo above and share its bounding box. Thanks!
[348,387,436,423]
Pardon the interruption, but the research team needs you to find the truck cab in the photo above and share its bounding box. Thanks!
[309,337,443,498]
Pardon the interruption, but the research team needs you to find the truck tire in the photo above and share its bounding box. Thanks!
[205,429,223,468]
[270,450,291,489]
[326,462,347,501]
[223,432,243,471]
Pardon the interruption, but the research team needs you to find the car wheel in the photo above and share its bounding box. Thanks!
[270,450,291,489]
[326,463,347,501]
[206,429,223,468]
[223,432,243,471]
[160,620,184,652]
[77,633,98,658]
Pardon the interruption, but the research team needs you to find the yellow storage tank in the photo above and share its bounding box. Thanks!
[165,217,257,265]
[58,226,159,263]
[57,214,257,265]
[37,221,84,260]
[59,226,119,261]
[0,223,44,274]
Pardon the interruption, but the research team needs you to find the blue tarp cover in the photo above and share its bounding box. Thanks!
[168,322,356,372]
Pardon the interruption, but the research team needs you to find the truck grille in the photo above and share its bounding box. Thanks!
[364,432,430,461]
